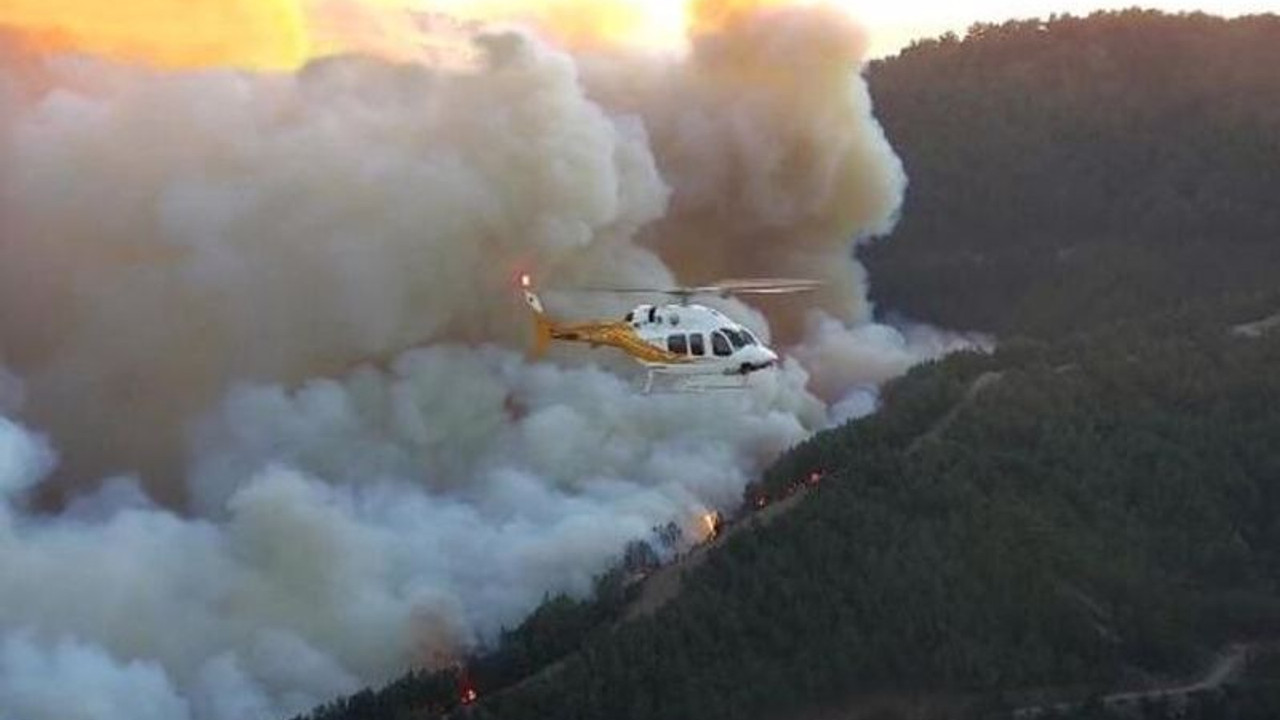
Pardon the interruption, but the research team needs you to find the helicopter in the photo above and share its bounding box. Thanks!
[519,273,819,393]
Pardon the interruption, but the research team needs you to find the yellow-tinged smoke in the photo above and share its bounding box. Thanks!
[482,0,795,49]
[1,0,308,69]
[1,0,849,69]
[689,0,790,35]
[0,3,955,718]
[497,0,687,50]
[448,0,799,50]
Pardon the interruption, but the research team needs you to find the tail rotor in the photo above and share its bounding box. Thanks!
[520,273,554,358]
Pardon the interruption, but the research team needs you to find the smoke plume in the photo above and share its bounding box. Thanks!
[0,3,968,718]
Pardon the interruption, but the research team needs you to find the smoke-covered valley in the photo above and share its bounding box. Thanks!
[0,3,981,718]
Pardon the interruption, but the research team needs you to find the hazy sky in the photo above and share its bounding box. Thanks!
[854,0,1279,55]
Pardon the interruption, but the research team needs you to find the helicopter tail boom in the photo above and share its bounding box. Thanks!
[530,312,554,358]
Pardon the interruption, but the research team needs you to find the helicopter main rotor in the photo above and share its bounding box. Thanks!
[575,278,821,304]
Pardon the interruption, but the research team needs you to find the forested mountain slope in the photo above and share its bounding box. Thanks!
[301,301,1280,720]
[297,12,1280,720]
[467,306,1280,720]
[862,10,1280,336]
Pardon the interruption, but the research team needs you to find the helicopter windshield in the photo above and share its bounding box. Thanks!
[727,326,752,348]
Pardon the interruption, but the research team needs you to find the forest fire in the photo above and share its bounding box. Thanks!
[748,470,825,509]
[702,511,724,541]
[0,0,914,715]
[457,669,479,706]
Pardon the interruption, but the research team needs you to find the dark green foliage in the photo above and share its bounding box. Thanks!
[296,669,459,720]
[474,311,1280,720]
[298,12,1280,720]
[294,568,638,720]
[862,10,1280,336]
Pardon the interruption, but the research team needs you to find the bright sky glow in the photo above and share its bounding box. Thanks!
[2,0,1275,68]
[408,0,1280,60]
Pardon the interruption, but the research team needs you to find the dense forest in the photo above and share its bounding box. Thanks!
[297,11,1280,720]
[457,307,1280,720]
[862,10,1280,337]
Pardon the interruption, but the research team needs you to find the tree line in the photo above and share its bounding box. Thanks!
[294,12,1280,720]
[862,10,1280,337]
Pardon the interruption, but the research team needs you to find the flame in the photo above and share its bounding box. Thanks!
[701,511,721,540]
[1,0,309,69]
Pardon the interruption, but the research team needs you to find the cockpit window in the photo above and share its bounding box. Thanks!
[725,329,748,350]
[689,333,706,356]
[741,329,758,346]
[667,334,688,355]
[712,331,732,357]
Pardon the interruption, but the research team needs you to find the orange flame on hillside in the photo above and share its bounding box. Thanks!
[701,511,722,540]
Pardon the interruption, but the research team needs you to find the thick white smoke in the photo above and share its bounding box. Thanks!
[0,359,815,719]
[795,312,994,423]
[0,6,973,719]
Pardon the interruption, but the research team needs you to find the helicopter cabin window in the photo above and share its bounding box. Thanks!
[689,333,706,356]
[667,334,688,355]
[712,331,732,357]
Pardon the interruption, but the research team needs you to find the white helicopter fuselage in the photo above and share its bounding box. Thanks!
[519,273,790,391]
[625,303,778,376]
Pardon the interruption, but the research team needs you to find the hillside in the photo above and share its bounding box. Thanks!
[464,307,1280,720]
[300,304,1280,720]
[861,10,1280,337]
[296,12,1280,720]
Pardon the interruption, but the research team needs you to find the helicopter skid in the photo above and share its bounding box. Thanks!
[639,370,750,394]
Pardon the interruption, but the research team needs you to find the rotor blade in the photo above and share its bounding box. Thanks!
[723,286,820,295]
[713,278,823,294]
[572,278,821,297]
[574,287,696,294]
